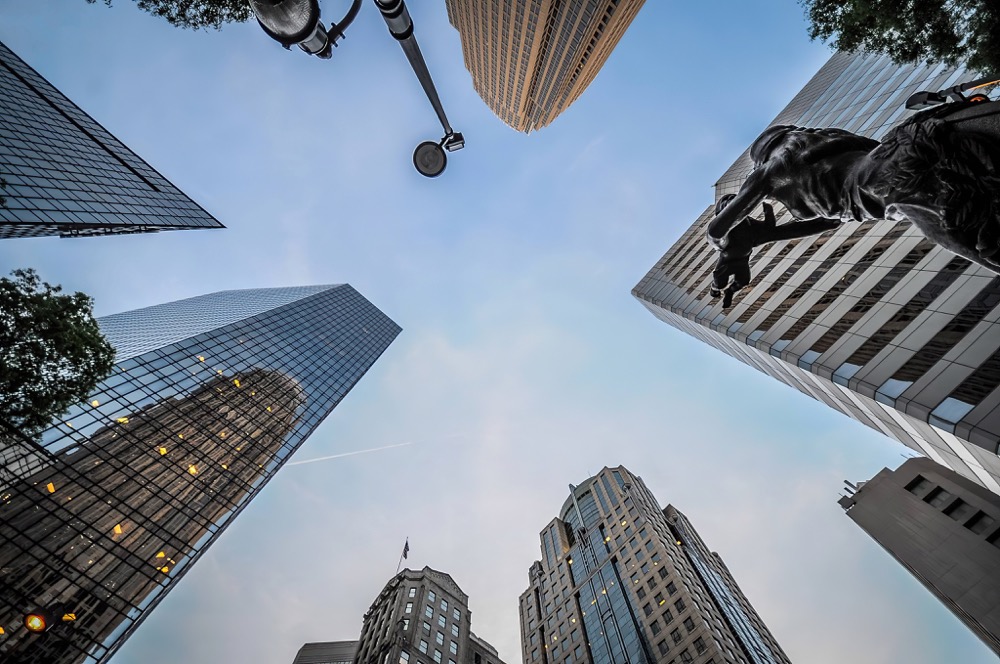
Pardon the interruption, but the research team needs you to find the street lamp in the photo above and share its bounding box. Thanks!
[247,0,464,177]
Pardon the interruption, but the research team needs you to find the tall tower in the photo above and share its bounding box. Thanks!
[0,41,223,239]
[839,457,1000,655]
[353,566,507,664]
[0,285,400,664]
[633,52,1000,494]
[444,0,646,132]
[519,466,790,664]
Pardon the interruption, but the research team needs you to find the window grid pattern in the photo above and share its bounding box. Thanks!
[0,285,400,664]
[0,41,223,239]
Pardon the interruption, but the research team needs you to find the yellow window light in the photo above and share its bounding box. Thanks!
[46,483,55,494]
[221,464,228,470]
[62,613,76,622]
[24,614,46,633]
[188,465,198,476]
[65,422,73,428]
[116,417,129,424]
[233,379,241,387]
[218,431,226,439]
[158,447,167,456]
[216,369,223,375]
[160,566,170,573]
[156,551,166,558]
[197,356,205,362]
[0,625,4,634]
[178,433,184,439]
[658,599,666,606]
[266,406,272,412]
[91,400,100,407]
[621,520,627,526]
[113,524,123,535]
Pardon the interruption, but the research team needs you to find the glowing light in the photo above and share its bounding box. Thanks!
[266,406,272,412]
[156,551,166,558]
[158,447,167,456]
[46,483,55,494]
[658,599,666,606]
[24,614,46,633]
[221,464,228,470]
[116,417,129,424]
[233,379,241,387]
[197,356,205,362]
[91,400,100,407]
[160,566,170,573]
[178,433,184,439]
[113,524,123,535]
[621,520,627,526]
[62,613,76,622]
[188,465,198,476]
[218,432,226,439]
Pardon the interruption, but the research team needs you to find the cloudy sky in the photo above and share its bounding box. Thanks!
[0,1,993,663]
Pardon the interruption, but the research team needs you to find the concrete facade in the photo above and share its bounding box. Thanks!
[840,457,1000,655]
[444,0,645,132]
[633,51,1000,494]
[293,641,359,664]
[519,466,790,664]
[354,566,506,664]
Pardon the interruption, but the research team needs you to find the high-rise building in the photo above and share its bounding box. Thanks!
[839,457,1000,655]
[353,566,507,664]
[519,466,790,664]
[0,285,400,664]
[633,51,1000,494]
[444,0,645,133]
[292,640,359,664]
[0,41,223,239]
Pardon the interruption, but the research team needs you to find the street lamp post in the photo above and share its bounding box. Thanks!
[247,0,464,177]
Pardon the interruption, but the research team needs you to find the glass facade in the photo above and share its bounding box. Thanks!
[0,284,400,663]
[633,51,1000,494]
[444,1,646,132]
[0,41,224,239]
[519,466,789,664]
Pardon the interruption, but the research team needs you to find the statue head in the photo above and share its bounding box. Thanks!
[750,125,880,169]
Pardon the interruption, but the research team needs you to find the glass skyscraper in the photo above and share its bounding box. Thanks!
[519,466,789,664]
[633,52,1000,494]
[0,284,400,663]
[0,40,223,238]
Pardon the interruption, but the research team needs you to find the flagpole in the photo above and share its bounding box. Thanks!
[395,537,408,575]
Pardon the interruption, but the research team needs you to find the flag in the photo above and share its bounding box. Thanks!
[402,539,409,559]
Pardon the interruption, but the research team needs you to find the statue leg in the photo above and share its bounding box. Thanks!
[887,202,1000,274]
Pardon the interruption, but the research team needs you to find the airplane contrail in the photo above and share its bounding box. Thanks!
[286,442,414,466]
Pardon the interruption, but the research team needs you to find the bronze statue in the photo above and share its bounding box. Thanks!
[707,99,1000,308]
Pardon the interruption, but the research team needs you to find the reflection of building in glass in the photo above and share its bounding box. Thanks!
[839,457,1000,655]
[633,51,1000,493]
[445,0,645,133]
[0,285,400,664]
[352,566,507,664]
[0,41,223,239]
[519,466,789,664]
[291,640,358,663]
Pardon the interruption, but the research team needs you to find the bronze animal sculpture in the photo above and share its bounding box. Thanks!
[707,100,1000,308]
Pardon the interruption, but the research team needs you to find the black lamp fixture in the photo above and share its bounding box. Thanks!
[247,0,464,177]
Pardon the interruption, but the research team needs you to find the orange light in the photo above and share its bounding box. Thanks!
[24,613,46,633]
[113,524,123,535]
[46,483,55,494]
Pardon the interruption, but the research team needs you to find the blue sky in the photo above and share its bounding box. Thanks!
[0,1,994,662]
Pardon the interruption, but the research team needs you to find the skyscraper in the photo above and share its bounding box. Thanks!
[353,566,507,664]
[519,466,789,664]
[292,640,359,664]
[0,41,223,239]
[839,457,1000,655]
[0,285,400,664]
[444,0,645,132]
[633,51,1000,494]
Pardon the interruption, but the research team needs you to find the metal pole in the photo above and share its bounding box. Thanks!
[373,0,454,135]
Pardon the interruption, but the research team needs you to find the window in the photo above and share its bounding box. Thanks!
[403,619,409,631]
[666,582,677,595]
[643,603,652,616]
[680,649,693,663]
[434,650,442,663]
[440,599,448,612]
[657,640,670,656]
[428,590,436,602]
[924,487,953,508]
[671,628,682,644]
[675,598,686,612]
[694,637,707,654]
[662,609,674,624]
[422,621,431,635]
[405,602,413,614]
[453,608,461,621]
[438,615,447,628]
[637,587,646,599]
[425,605,434,618]
[966,511,997,534]
[451,624,460,638]
[683,617,695,632]
[399,651,410,664]
[450,641,458,655]
[650,619,661,635]
[408,587,416,598]
[944,499,976,522]
[436,632,444,646]
[419,640,428,654]
[654,593,665,606]
[658,567,669,580]
[904,475,931,495]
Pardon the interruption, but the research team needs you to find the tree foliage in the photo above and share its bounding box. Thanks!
[0,269,116,438]
[801,0,1000,77]
[87,0,253,30]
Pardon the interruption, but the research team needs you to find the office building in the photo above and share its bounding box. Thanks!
[633,51,1000,493]
[292,640,359,664]
[519,466,789,664]
[839,457,1000,655]
[0,41,223,238]
[0,285,400,663]
[444,0,645,132]
[354,566,506,664]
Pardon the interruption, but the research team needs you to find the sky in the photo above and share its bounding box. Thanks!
[0,1,994,663]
